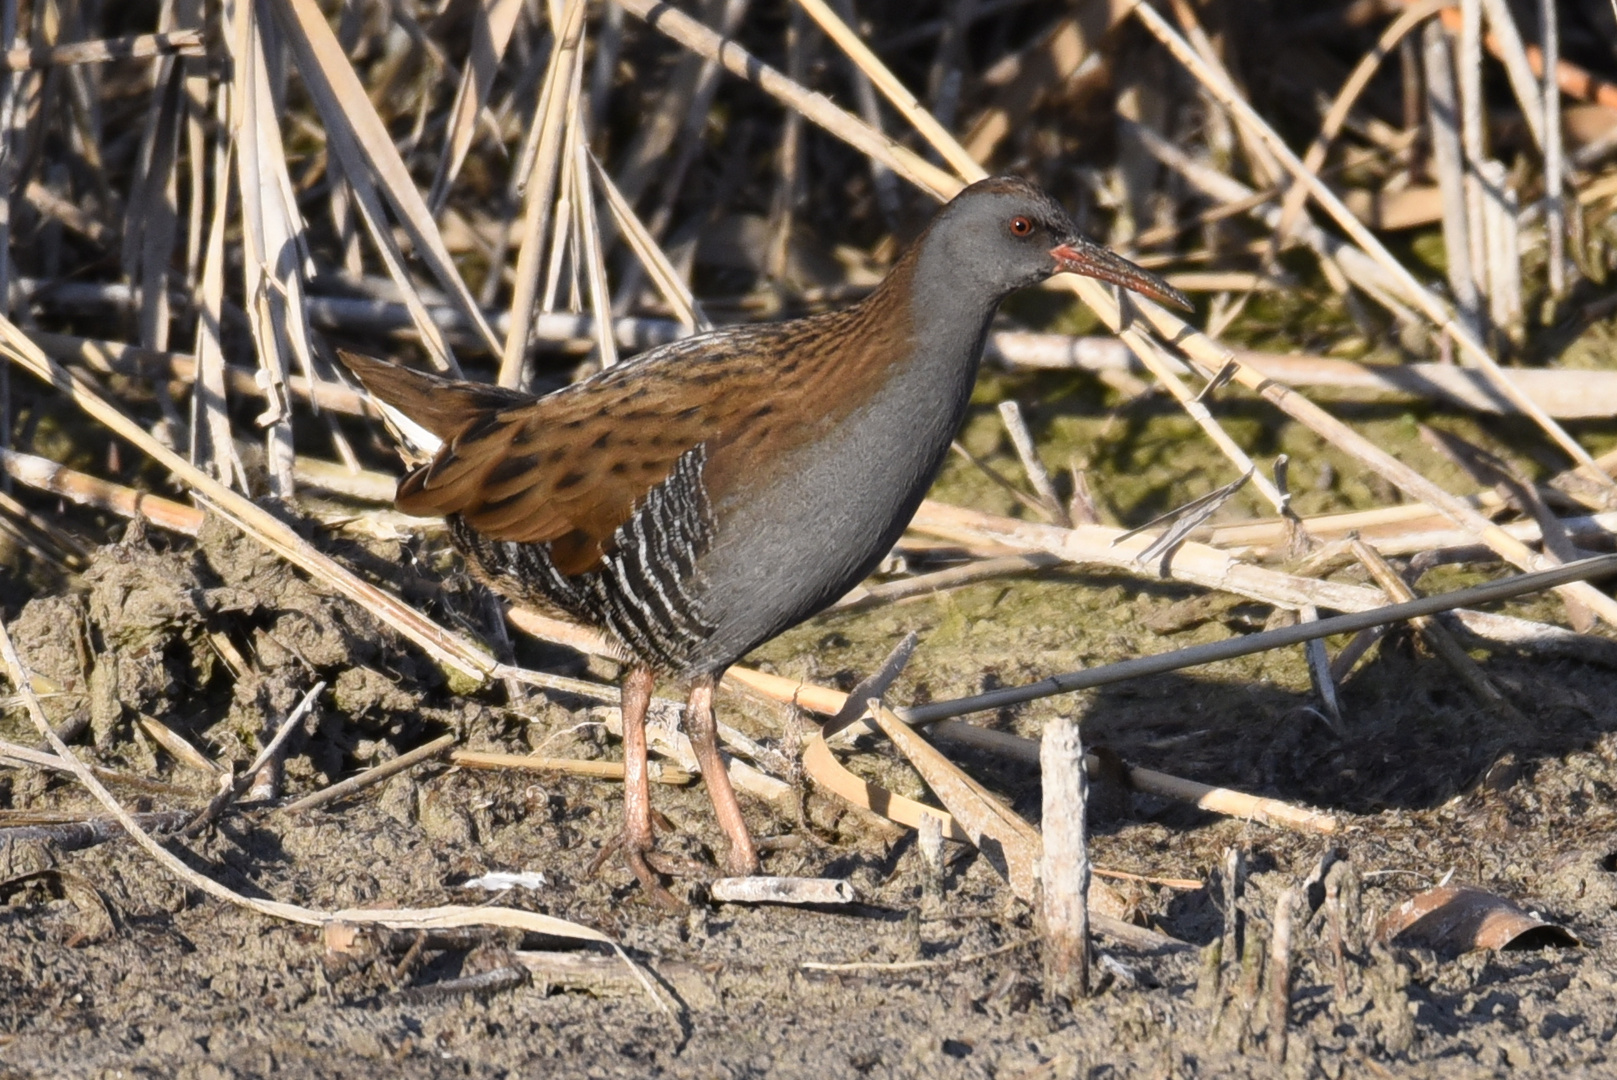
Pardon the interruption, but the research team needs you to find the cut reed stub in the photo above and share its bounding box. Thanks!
[1039,712,1090,1000]
[708,876,856,906]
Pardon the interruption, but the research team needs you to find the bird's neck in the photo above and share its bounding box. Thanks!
[857,237,1004,406]
[740,237,1005,447]
[756,238,1002,518]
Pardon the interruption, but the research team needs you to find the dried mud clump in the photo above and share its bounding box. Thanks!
[7,593,90,739]
[80,529,213,747]
[4,515,435,772]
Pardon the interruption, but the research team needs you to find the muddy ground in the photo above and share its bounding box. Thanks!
[2,393,1617,1078]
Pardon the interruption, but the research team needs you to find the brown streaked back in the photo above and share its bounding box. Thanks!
[340,277,916,577]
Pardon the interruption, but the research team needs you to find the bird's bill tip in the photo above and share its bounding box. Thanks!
[1049,241,1193,312]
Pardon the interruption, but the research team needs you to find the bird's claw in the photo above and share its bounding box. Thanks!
[589,832,684,910]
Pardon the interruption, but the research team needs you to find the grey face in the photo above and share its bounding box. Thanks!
[929,177,1191,309]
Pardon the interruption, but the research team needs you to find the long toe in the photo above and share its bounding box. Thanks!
[624,844,683,911]
[587,831,684,910]
[644,850,714,879]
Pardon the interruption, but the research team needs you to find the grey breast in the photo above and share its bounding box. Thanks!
[680,331,988,675]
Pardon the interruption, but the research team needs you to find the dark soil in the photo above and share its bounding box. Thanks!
[3,513,1617,1079]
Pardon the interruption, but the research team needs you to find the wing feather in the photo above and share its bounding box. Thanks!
[340,311,867,578]
[345,350,747,575]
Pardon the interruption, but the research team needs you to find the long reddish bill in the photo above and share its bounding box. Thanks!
[1050,240,1192,311]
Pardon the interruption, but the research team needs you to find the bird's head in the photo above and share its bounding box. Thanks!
[925,176,1191,310]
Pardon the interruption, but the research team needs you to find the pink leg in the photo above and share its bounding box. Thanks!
[619,665,678,908]
[685,673,760,876]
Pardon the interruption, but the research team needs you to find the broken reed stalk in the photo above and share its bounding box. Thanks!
[910,501,1388,612]
[184,680,327,835]
[998,401,1069,526]
[3,30,205,70]
[0,445,207,532]
[925,720,1338,834]
[865,715,1188,954]
[1221,846,1244,994]
[135,714,222,776]
[918,811,945,914]
[1423,21,1483,337]
[1480,160,1523,336]
[247,680,329,801]
[1040,712,1090,999]
[280,734,457,815]
[1110,325,1289,513]
[0,739,198,797]
[1458,0,1488,317]
[597,699,793,803]
[801,937,1039,974]
[1324,863,1352,1006]
[1298,605,1345,734]
[709,876,856,905]
[449,749,693,785]
[0,811,193,851]
[587,150,706,330]
[897,552,1617,724]
[831,553,1059,613]
[502,0,590,387]
[1540,0,1566,295]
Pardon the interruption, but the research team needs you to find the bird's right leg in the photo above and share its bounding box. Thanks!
[685,673,760,877]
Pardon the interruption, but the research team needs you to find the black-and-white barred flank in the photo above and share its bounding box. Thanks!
[450,445,717,672]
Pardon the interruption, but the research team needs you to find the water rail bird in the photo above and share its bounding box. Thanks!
[342,176,1189,906]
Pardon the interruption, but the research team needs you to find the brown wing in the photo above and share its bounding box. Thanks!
[342,348,752,576]
[415,400,715,575]
[342,303,893,578]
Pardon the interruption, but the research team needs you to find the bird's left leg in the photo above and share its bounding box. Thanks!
[616,663,680,908]
[685,672,760,876]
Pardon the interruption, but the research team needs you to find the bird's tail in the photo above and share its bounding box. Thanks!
[338,350,525,463]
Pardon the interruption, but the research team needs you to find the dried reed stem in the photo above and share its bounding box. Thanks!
[612,0,960,197]
[896,551,1617,724]
[1540,0,1566,295]
[1424,21,1483,336]
[450,750,693,785]
[4,29,204,69]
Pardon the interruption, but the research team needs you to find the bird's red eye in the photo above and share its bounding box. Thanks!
[1009,215,1034,236]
